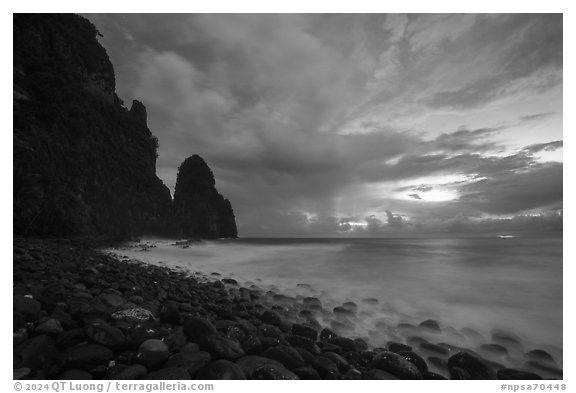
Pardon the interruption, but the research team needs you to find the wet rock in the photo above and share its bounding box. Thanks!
[295,347,315,364]
[135,339,170,369]
[62,343,114,368]
[106,364,148,380]
[14,296,42,322]
[423,371,448,380]
[159,301,182,324]
[327,337,357,353]
[14,335,58,372]
[479,343,509,357]
[205,335,245,360]
[524,361,563,379]
[447,352,494,379]
[259,324,283,338]
[292,324,318,340]
[241,335,263,355]
[343,368,362,379]
[342,301,358,313]
[319,328,338,341]
[497,368,542,380]
[418,319,441,332]
[261,310,282,327]
[222,278,238,285]
[58,369,93,379]
[260,337,281,350]
[427,356,448,371]
[491,330,523,351]
[85,321,125,347]
[354,338,369,351]
[365,368,399,379]
[35,318,64,335]
[333,306,355,318]
[293,366,321,379]
[372,351,423,379]
[525,349,556,365]
[461,327,484,343]
[303,297,322,308]
[251,364,299,380]
[196,360,246,379]
[286,335,321,355]
[450,366,472,379]
[164,351,212,376]
[124,323,162,348]
[262,345,305,370]
[180,342,200,353]
[55,328,86,350]
[183,317,217,344]
[311,356,340,379]
[420,342,450,356]
[145,367,191,379]
[361,298,379,305]
[236,356,284,377]
[100,293,125,309]
[407,335,428,348]
[388,342,412,353]
[323,352,350,372]
[397,351,428,373]
[111,308,154,323]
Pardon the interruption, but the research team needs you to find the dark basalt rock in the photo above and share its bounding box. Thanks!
[164,351,212,376]
[524,349,556,365]
[62,343,114,368]
[262,345,305,370]
[292,323,318,340]
[106,364,148,380]
[420,342,450,356]
[311,356,340,379]
[183,317,217,344]
[365,368,399,379]
[58,369,93,380]
[397,351,428,373]
[319,328,338,341]
[172,155,238,239]
[261,310,283,327]
[387,342,412,353]
[323,352,350,372]
[251,364,299,380]
[423,371,448,380]
[293,366,321,379]
[135,339,170,370]
[144,367,191,380]
[14,296,42,322]
[418,319,441,332]
[14,335,59,372]
[447,352,495,379]
[196,360,246,380]
[371,350,423,380]
[327,337,357,353]
[205,335,245,360]
[479,343,509,356]
[497,368,542,380]
[13,14,237,239]
[84,321,125,347]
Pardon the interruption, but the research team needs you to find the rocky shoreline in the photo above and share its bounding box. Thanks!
[13,238,562,380]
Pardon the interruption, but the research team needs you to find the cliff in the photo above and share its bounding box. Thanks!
[13,14,237,239]
[173,155,238,239]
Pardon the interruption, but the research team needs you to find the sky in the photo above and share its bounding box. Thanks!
[85,13,563,236]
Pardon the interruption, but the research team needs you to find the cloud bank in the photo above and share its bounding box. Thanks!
[86,14,563,236]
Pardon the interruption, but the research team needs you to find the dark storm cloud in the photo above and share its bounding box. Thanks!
[84,14,562,236]
[425,14,562,110]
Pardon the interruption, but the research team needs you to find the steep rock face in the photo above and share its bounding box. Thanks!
[173,155,238,239]
[13,14,172,236]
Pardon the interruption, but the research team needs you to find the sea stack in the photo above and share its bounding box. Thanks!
[172,155,238,239]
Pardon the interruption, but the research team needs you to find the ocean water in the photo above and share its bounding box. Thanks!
[109,235,563,369]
